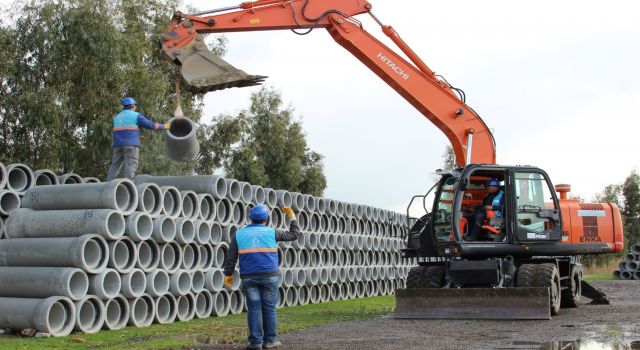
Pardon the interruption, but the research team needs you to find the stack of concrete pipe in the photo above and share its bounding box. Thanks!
[614,243,640,280]
[0,170,412,337]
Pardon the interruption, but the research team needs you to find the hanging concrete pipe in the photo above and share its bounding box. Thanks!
[121,268,147,299]
[0,234,108,273]
[176,293,196,321]
[194,290,214,318]
[265,188,277,207]
[238,181,253,204]
[229,290,245,314]
[159,242,182,273]
[211,291,230,317]
[191,270,206,293]
[58,173,83,185]
[127,294,155,328]
[0,296,76,337]
[174,218,195,244]
[0,267,88,300]
[0,190,20,217]
[22,179,138,214]
[198,193,216,222]
[34,169,59,186]
[154,294,178,324]
[145,270,170,297]
[74,295,104,334]
[205,268,225,292]
[6,163,35,193]
[125,212,153,241]
[102,295,129,330]
[170,270,192,296]
[152,216,176,243]
[164,117,200,161]
[136,183,162,217]
[275,190,292,208]
[251,185,266,204]
[194,220,212,244]
[217,198,233,225]
[135,175,227,200]
[225,179,242,202]
[136,240,161,273]
[160,186,182,218]
[107,237,137,274]
[89,269,121,300]
[210,222,222,244]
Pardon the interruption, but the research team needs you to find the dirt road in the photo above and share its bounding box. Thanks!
[202,280,640,350]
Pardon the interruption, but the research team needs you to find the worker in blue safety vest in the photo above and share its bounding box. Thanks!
[223,204,301,349]
[106,97,171,181]
[468,178,505,240]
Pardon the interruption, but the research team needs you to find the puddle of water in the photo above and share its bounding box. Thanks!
[538,340,638,350]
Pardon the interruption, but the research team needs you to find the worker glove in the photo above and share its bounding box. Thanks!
[282,207,296,220]
[162,123,171,129]
[224,275,233,289]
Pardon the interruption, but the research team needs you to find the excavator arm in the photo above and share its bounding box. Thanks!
[160,0,496,166]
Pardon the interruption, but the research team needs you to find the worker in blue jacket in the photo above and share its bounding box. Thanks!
[468,178,505,240]
[106,97,170,181]
[223,204,301,350]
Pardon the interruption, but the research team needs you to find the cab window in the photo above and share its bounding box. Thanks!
[514,172,557,236]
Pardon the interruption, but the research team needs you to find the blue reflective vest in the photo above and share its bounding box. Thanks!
[236,224,279,276]
[492,190,504,217]
[112,109,161,147]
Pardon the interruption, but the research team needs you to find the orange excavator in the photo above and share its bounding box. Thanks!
[160,0,624,319]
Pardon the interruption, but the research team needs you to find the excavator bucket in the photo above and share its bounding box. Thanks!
[394,287,551,320]
[168,35,267,94]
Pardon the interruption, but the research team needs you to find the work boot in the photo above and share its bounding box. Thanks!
[263,340,282,349]
[246,343,262,350]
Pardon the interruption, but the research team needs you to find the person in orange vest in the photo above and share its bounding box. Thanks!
[106,97,170,181]
[468,178,504,240]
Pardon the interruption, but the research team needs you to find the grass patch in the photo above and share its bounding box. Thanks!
[0,296,395,350]
[584,273,616,282]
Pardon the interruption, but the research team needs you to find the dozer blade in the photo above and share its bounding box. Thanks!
[394,287,551,320]
[171,35,267,93]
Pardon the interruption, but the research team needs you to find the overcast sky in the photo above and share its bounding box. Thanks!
[3,0,639,213]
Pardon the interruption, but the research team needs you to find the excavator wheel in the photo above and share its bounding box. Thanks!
[425,266,445,288]
[515,264,537,287]
[534,263,562,315]
[561,267,582,308]
[406,266,429,288]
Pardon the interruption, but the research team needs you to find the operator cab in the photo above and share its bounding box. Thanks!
[403,165,564,259]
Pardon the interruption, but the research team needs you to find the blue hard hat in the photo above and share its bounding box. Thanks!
[487,178,500,187]
[249,204,270,221]
[121,97,137,107]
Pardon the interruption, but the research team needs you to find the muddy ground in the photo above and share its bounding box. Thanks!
[201,280,640,350]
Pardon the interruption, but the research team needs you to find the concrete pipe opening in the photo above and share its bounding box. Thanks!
[298,286,309,305]
[46,298,76,336]
[293,269,306,287]
[161,243,182,273]
[330,285,341,301]
[200,244,214,270]
[151,270,171,297]
[213,243,228,268]
[206,269,225,292]
[270,208,282,228]
[275,190,292,208]
[195,220,212,244]
[81,236,109,274]
[327,200,337,215]
[232,202,245,225]
[65,269,90,301]
[182,244,196,270]
[320,268,329,286]
[631,244,640,255]
[0,191,21,216]
[297,250,310,268]
[179,293,196,321]
[83,177,101,183]
[309,285,320,304]
[103,295,129,330]
[252,185,265,204]
[217,198,232,225]
[34,169,58,186]
[229,291,245,314]
[59,173,82,184]
[192,270,205,293]
[305,269,319,286]
[195,290,213,318]
[122,269,147,298]
[171,270,192,296]
[316,198,326,214]
[109,238,136,273]
[75,296,104,334]
[226,179,241,202]
[161,186,182,218]
[239,182,252,203]
[277,288,286,308]
[127,212,152,241]
[136,240,160,272]
[7,164,33,192]
[105,211,126,239]
[210,222,222,244]
[212,291,230,317]
[112,180,136,214]
[303,194,316,212]
[94,269,121,300]
[283,269,294,288]
[291,192,304,211]
[129,295,155,328]
[155,294,177,324]
[176,218,195,244]
[153,216,176,243]
[198,194,215,221]
[181,191,198,219]
[265,188,277,207]
[320,285,330,303]
[165,117,200,161]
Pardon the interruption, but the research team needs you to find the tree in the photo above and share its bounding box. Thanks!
[0,0,226,178]
[622,170,640,245]
[441,145,455,171]
[198,87,327,196]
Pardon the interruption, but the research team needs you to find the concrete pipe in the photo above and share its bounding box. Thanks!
[326,199,337,216]
[291,192,304,211]
[205,269,225,292]
[354,204,364,219]
[145,269,170,297]
[224,178,241,202]
[192,270,206,293]
[0,162,5,189]
[164,116,200,161]
[631,244,640,255]
[251,185,266,204]
[0,190,20,217]
[324,250,335,266]
[136,183,162,217]
[328,267,339,284]
[125,212,153,241]
[285,287,297,307]
[297,250,310,269]
[0,234,108,273]
[319,214,329,232]
[274,190,292,208]
[337,267,347,283]
[304,232,318,250]
[339,283,349,300]
[6,163,35,193]
[210,222,223,244]
[74,295,104,334]
[0,296,76,336]
[308,213,320,233]
[366,280,376,297]
[102,295,129,330]
[335,234,344,250]
[229,290,245,314]
[344,203,353,218]
[277,288,286,309]
[316,197,327,215]
[89,268,121,300]
[136,240,161,273]
[174,293,196,322]
[194,290,214,318]
[160,186,182,219]
[364,266,373,280]
[83,177,101,184]
[34,169,59,186]
[5,208,125,240]
[211,290,231,317]
[283,248,295,268]
[282,269,294,288]
[317,233,328,249]
[217,198,233,225]
[212,242,228,268]
[152,216,176,243]
[108,237,137,274]
[634,271,640,280]
[297,285,310,306]
[159,242,182,273]
[329,284,340,301]
[363,206,373,221]
[58,173,83,185]
[197,193,216,222]
[338,217,346,234]
[0,267,88,300]
[175,218,195,244]
[320,285,330,303]
[193,220,211,244]
[199,243,215,270]
[356,235,365,251]
[618,261,627,272]
[296,211,309,232]
[264,188,277,208]
[626,261,639,271]
[154,294,177,324]
[371,266,380,280]
[23,178,137,214]
[180,190,200,220]
[620,270,632,280]
[231,269,241,290]
[270,207,283,229]
[356,281,366,298]
[170,270,192,296]
[309,285,320,304]
[310,249,321,267]
[232,201,246,225]
[305,268,319,286]
[348,282,357,299]
[328,216,338,233]
[291,232,306,250]
[327,233,337,250]
[182,243,199,271]
[355,251,364,266]
[136,174,227,200]
[348,266,357,282]
[237,181,252,204]
[350,218,360,235]
[625,253,636,261]
[121,268,147,299]
[127,294,155,328]
[302,194,316,212]
[291,269,305,288]
[364,236,374,251]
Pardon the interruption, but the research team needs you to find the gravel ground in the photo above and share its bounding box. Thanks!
[199,280,640,350]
